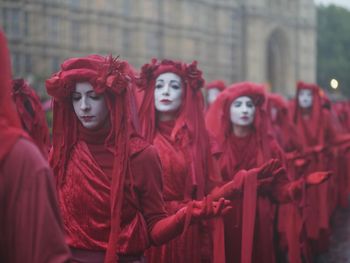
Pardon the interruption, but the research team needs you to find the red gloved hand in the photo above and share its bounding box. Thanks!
[305,171,332,186]
[191,196,232,220]
[254,159,282,180]
[210,169,248,200]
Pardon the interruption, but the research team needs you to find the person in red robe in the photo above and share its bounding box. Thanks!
[46,55,230,263]
[0,30,71,263]
[205,82,329,263]
[291,81,349,256]
[136,59,225,263]
[12,78,51,158]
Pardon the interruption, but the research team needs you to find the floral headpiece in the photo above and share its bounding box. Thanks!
[137,59,204,92]
[46,55,132,99]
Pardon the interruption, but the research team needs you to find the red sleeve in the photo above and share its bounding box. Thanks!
[131,145,168,232]
[0,138,71,263]
[267,138,303,203]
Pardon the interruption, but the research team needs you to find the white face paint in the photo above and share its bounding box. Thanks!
[72,82,109,130]
[298,89,313,109]
[230,96,256,126]
[154,72,183,116]
[207,88,221,105]
[270,106,278,121]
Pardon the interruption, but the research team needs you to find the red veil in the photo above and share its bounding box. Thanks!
[137,59,213,200]
[292,81,326,147]
[0,31,25,163]
[205,82,272,171]
[46,55,139,263]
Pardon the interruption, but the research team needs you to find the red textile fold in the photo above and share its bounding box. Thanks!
[241,172,257,263]
[0,30,25,163]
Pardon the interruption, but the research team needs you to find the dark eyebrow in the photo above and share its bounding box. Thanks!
[156,79,164,83]
[169,80,180,84]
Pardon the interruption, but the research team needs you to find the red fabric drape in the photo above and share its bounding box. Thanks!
[12,79,50,158]
[0,31,25,163]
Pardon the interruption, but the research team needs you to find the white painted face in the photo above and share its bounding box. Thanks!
[270,106,278,121]
[72,82,109,130]
[230,96,256,126]
[207,88,221,105]
[154,72,183,114]
[298,89,313,109]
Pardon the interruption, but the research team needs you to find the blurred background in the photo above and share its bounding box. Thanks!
[0,0,349,99]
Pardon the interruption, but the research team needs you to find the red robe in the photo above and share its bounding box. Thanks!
[220,132,294,263]
[145,121,222,263]
[291,83,337,253]
[57,126,168,260]
[0,138,71,263]
[205,83,307,263]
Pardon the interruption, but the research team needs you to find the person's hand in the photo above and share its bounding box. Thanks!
[190,196,232,221]
[305,171,332,186]
[253,159,282,180]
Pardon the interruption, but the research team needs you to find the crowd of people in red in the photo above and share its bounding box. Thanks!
[1,29,350,263]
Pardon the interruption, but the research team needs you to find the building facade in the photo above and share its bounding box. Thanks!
[0,0,316,96]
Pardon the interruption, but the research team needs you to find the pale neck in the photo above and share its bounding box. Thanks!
[232,124,253,138]
[157,111,177,121]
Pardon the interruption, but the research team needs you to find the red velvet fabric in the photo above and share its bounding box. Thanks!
[206,82,303,263]
[0,31,25,163]
[46,55,167,263]
[12,79,50,158]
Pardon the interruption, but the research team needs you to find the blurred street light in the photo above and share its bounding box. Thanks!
[330,78,339,89]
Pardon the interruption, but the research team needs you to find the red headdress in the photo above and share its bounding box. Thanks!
[206,82,267,144]
[12,79,50,157]
[137,59,211,199]
[46,54,139,263]
[205,80,226,91]
[0,31,26,163]
[292,81,324,146]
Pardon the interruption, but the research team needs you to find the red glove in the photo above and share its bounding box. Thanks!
[305,171,332,186]
[211,169,248,200]
[150,197,231,245]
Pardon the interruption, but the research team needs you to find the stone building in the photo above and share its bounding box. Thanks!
[0,0,316,96]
